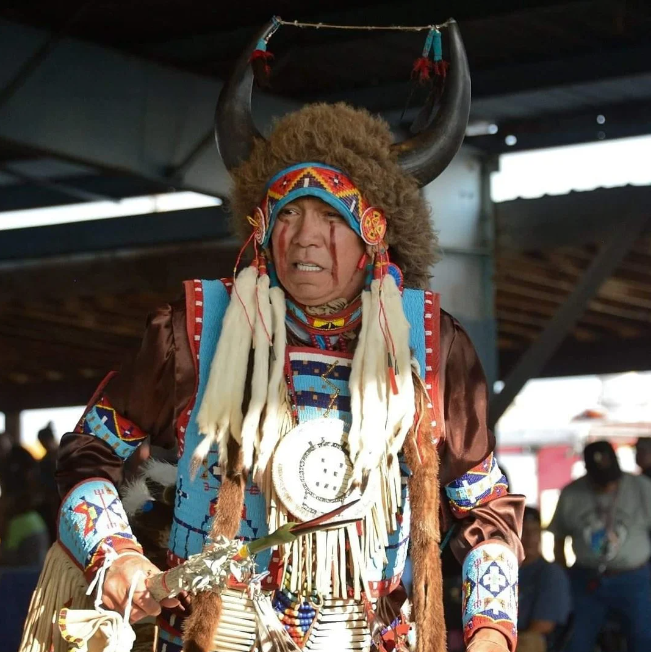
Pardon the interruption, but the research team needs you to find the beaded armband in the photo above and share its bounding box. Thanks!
[58,478,142,581]
[75,390,148,461]
[445,452,508,517]
[462,541,518,651]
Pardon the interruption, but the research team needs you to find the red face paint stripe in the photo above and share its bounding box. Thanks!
[329,221,339,285]
[275,222,288,271]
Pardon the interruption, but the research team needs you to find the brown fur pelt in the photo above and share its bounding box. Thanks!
[182,441,246,652]
[229,103,439,290]
[403,380,446,652]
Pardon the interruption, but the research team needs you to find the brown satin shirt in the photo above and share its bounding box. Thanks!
[56,296,524,566]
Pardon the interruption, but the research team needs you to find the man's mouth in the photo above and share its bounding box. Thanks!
[293,262,324,272]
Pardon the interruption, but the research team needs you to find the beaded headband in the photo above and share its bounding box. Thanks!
[253,163,387,248]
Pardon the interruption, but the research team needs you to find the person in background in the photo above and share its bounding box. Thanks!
[0,430,12,491]
[549,440,651,652]
[0,430,10,466]
[36,422,59,543]
[517,507,571,652]
[635,436,651,478]
[0,444,50,567]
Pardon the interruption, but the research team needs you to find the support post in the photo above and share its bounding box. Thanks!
[4,410,21,445]
[489,210,648,429]
[479,155,500,389]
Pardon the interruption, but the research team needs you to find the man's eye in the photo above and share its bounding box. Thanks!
[327,212,343,220]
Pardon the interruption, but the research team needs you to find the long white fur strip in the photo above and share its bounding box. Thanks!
[353,280,389,483]
[347,290,370,465]
[196,266,257,468]
[254,287,288,479]
[382,274,416,459]
[241,273,273,470]
[226,268,259,447]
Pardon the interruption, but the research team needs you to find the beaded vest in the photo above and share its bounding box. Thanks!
[159,279,440,652]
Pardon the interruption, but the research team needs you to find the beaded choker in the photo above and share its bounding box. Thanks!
[286,297,362,351]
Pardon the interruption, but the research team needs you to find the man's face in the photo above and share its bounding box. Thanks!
[270,196,367,306]
[521,519,542,560]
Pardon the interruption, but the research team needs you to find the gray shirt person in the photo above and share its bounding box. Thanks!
[549,471,651,571]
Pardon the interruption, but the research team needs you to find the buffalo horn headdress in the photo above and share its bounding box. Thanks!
[215,19,471,187]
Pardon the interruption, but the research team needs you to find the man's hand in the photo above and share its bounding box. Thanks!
[466,629,510,651]
[101,554,180,623]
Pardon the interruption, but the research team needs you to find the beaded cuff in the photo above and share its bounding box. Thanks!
[75,392,148,461]
[58,478,142,581]
[445,452,508,517]
[462,541,518,651]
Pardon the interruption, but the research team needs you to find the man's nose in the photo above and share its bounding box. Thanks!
[292,211,322,247]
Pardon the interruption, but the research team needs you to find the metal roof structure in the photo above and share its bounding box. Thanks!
[495,185,650,379]
[0,0,649,209]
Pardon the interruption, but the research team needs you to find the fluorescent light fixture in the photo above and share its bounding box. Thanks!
[0,191,223,231]
[466,121,499,137]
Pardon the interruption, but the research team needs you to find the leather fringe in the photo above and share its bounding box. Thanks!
[18,542,93,652]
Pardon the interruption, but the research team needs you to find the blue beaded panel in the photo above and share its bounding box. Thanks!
[59,479,136,569]
[168,280,269,567]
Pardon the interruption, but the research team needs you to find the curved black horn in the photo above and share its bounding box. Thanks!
[215,21,277,171]
[391,20,471,187]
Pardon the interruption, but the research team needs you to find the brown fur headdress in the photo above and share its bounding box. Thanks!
[229,103,439,289]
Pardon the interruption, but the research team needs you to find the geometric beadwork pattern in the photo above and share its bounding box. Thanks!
[286,349,354,429]
[77,394,148,460]
[284,347,412,598]
[167,281,438,606]
[273,568,320,648]
[156,608,184,651]
[168,280,270,574]
[259,162,375,247]
[462,542,518,650]
[445,452,509,517]
[58,479,140,576]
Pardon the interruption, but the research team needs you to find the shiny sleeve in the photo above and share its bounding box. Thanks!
[56,298,193,495]
[438,314,525,651]
[54,297,195,578]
